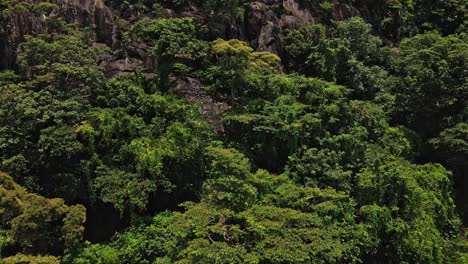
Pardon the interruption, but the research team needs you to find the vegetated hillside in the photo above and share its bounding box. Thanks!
[0,0,467,263]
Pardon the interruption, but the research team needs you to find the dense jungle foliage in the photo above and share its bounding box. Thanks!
[0,0,467,263]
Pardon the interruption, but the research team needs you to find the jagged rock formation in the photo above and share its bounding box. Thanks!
[246,0,358,54]
[174,76,230,134]
[0,0,115,70]
[0,0,367,72]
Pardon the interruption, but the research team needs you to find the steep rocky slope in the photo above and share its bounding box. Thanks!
[0,0,114,70]
[1,0,397,72]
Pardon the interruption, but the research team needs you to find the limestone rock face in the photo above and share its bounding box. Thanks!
[174,76,230,134]
[0,0,115,70]
[245,0,358,53]
[0,0,364,72]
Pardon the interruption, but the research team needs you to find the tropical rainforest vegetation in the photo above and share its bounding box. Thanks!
[0,0,467,263]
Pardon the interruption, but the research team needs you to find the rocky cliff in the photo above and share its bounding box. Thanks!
[0,0,391,73]
[0,0,114,70]
[246,0,360,54]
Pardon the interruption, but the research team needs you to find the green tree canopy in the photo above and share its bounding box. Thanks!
[0,172,86,258]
